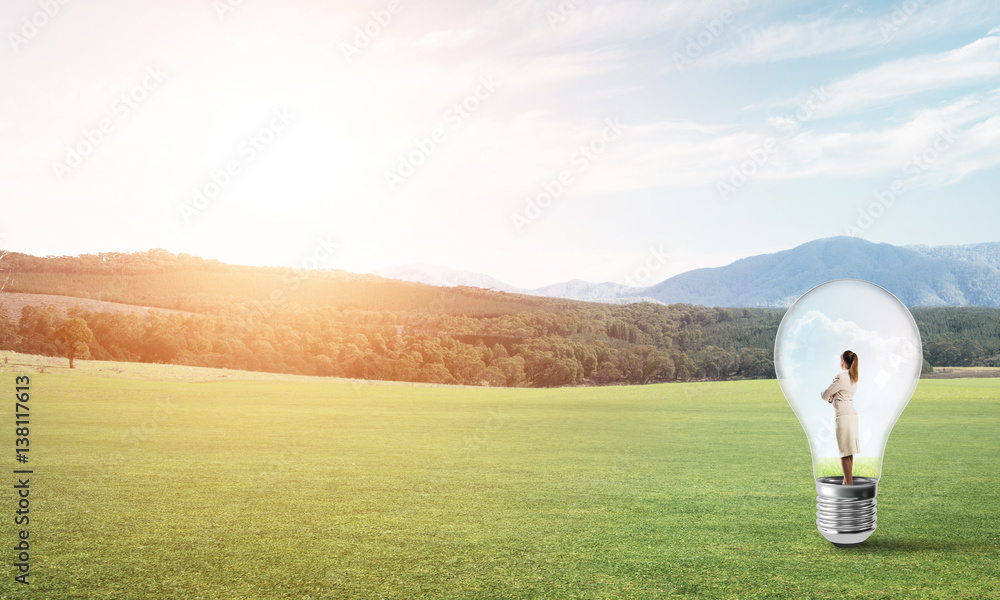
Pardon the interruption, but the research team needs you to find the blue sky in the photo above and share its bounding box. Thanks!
[1,0,999,287]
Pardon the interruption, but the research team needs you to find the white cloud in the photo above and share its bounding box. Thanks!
[707,16,887,65]
[793,34,1000,118]
[705,0,998,65]
[792,310,904,357]
[775,89,1000,183]
[457,0,743,60]
[528,86,1000,194]
[706,0,1000,65]
[934,113,1000,183]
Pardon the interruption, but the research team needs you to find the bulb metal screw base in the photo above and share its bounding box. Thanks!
[815,476,878,547]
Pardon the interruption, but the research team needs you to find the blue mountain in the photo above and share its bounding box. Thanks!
[641,237,1000,307]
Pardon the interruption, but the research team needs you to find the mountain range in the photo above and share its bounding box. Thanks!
[374,237,1000,308]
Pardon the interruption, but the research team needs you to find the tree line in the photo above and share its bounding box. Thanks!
[0,299,777,386]
[1,249,997,386]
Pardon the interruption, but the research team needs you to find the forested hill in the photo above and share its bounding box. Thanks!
[0,249,997,387]
[0,249,572,316]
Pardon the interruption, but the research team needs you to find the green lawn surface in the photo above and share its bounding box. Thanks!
[1,357,997,599]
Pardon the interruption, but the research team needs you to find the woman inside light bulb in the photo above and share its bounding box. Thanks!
[821,350,860,485]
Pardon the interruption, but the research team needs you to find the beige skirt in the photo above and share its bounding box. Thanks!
[835,414,860,457]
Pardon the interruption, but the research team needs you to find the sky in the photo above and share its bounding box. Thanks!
[1,0,999,288]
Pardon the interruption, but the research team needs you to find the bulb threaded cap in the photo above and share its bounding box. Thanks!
[815,476,878,547]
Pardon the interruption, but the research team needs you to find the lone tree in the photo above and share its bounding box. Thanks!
[52,317,93,369]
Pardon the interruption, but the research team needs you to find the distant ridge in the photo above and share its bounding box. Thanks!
[374,237,1000,308]
[642,237,1000,307]
[531,279,660,305]
[374,263,528,295]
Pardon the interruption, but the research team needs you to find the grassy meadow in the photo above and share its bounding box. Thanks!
[1,353,998,599]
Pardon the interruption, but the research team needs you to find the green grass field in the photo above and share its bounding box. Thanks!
[1,354,998,599]
[814,457,879,479]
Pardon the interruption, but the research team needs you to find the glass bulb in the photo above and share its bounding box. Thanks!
[774,279,922,547]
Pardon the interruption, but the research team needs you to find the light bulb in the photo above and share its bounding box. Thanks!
[774,279,922,547]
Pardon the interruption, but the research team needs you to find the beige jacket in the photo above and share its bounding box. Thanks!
[821,371,857,416]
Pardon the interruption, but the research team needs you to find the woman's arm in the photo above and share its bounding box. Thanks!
[820,373,844,403]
